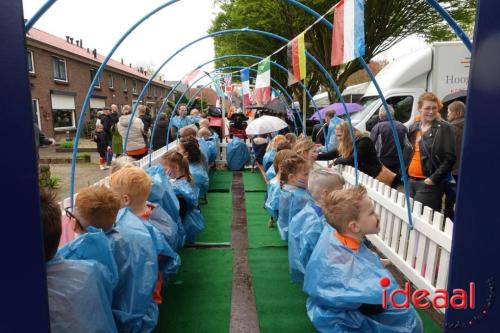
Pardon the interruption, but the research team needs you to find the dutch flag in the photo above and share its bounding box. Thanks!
[331,0,365,66]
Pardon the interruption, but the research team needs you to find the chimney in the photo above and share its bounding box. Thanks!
[121,58,124,64]
[70,37,73,44]
[92,48,97,59]
[87,48,90,53]
[66,36,70,43]
[76,40,80,47]
[129,63,132,68]
[80,39,83,48]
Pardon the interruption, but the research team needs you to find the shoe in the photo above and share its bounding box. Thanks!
[103,165,110,170]
[99,165,105,170]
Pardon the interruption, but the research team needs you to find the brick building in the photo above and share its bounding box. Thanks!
[26,28,172,139]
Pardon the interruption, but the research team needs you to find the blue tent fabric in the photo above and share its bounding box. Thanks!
[303,228,423,333]
[171,178,205,244]
[265,164,276,181]
[148,203,182,251]
[264,178,280,220]
[277,185,313,241]
[227,137,250,171]
[263,149,276,171]
[189,162,209,199]
[288,202,326,283]
[147,165,181,226]
[46,256,118,333]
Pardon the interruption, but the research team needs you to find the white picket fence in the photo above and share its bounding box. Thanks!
[320,163,453,313]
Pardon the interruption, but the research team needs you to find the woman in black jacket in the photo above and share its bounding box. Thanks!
[317,122,382,178]
[404,92,456,211]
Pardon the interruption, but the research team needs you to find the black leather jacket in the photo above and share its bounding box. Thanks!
[404,119,456,184]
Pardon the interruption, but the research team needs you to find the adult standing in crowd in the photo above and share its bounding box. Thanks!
[110,104,123,158]
[152,113,169,151]
[117,105,148,160]
[444,100,465,219]
[171,104,195,138]
[405,92,456,212]
[370,105,408,175]
[137,105,152,137]
[324,109,343,151]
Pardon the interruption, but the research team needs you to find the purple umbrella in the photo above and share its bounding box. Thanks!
[310,103,363,121]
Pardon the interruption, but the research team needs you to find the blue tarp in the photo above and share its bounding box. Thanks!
[171,178,205,244]
[227,137,250,171]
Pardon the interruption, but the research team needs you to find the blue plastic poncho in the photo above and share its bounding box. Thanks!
[171,115,195,131]
[47,256,118,333]
[171,178,205,244]
[262,149,276,171]
[148,203,182,251]
[265,164,276,181]
[264,178,281,220]
[303,228,423,333]
[147,165,181,225]
[277,184,313,241]
[197,137,210,168]
[205,138,218,164]
[189,162,209,200]
[227,137,250,171]
[288,202,326,283]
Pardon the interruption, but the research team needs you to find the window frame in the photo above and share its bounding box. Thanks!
[132,79,138,95]
[123,78,128,92]
[32,99,41,129]
[52,109,76,131]
[27,50,35,74]
[108,72,114,89]
[89,68,101,88]
[52,56,68,82]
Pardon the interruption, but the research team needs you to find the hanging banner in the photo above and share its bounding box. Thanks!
[331,0,365,66]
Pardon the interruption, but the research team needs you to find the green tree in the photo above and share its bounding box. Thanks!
[209,0,476,107]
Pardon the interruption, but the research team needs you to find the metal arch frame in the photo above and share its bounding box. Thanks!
[285,0,474,228]
[285,0,415,227]
[66,0,179,205]
[124,30,332,152]
[24,0,58,32]
[121,28,359,181]
[146,53,321,159]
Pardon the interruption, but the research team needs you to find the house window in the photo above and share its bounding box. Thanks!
[108,73,114,89]
[27,51,35,74]
[32,99,41,129]
[90,68,101,88]
[51,94,76,130]
[132,80,138,94]
[52,56,67,81]
[123,78,127,92]
[153,86,157,97]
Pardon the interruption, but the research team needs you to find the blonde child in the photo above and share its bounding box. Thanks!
[264,149,295,227]
[293,137,319,162]
[265,140,291,181]
[288,168,344,283]
[178,138,209,202]
[180,125,209,169]
[277,154,313,241]
[109,167,180,305]
[60,186,160,332]
[303,186,423,333]
[161,150,205,244]
[262,134,286,171]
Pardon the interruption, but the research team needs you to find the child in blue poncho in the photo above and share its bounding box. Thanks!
[262,134,286,171]
[178,138,209,202]
[287,167,344,283]
[161,150,205,244]
[60,186,161,332]
[277,154,313,241]
[40,190,118,333]
[264,148,295,227]
[198,127,218,165]
[109,167,180,306]
[303,186,423,333]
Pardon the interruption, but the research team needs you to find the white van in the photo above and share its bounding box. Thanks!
[350,41,471,132]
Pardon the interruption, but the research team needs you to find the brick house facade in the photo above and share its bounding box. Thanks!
[26,28,171,139]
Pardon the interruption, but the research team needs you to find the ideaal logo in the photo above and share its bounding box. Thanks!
[379,277,495,329]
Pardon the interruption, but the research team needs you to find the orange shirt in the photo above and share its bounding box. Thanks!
[127,146,148,156]
[139,204,155,220]
[408,131,426,179]
[335,231,360,252]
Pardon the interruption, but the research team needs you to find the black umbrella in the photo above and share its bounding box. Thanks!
[263,98,289,114]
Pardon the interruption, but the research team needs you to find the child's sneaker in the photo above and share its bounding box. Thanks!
[103,165,110,170]
[99,165,105,170]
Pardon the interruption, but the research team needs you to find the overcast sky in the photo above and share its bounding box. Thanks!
[23,0,427,86]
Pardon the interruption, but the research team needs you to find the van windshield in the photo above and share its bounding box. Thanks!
[349,96,379,123]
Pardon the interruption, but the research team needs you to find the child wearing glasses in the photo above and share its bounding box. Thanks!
[41,190,117,333]
[109,167,180,305]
